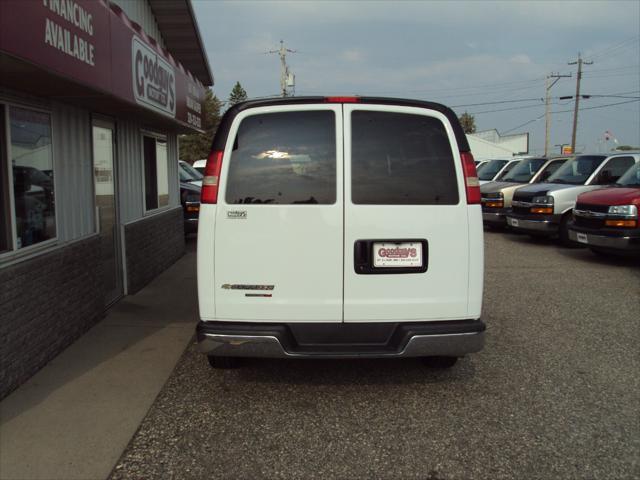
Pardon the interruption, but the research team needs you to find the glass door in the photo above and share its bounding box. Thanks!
[93,119,123,306]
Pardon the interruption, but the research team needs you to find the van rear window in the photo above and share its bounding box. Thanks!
[225,111,336,205]
[351,111,459,205]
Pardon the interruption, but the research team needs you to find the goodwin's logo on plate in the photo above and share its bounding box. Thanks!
[377,247,417,259]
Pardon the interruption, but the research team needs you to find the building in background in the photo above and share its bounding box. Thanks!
[468,129,529,160]
[0,0,213,398]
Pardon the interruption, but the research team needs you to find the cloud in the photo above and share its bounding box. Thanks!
[340,49,365,63]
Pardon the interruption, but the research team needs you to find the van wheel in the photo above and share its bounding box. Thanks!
[421,356,458,368]
[207,356,240,369]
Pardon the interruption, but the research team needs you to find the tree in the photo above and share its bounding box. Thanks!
[228,81,248,107]
[179,89,222,163]
[459,112,476,134]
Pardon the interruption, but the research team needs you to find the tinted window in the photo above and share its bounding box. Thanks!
[495,160,519,180]
[595,156,636,184]
[225,111,336,204]
[502,158,546,183]
[351,111,458,205]
[180,162,203,180]
[548,155,607,185]
[617,162,640,186]
[478,160,508,181]
[537,159,566,182]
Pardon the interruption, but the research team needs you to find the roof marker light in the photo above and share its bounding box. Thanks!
[324,96,360,103]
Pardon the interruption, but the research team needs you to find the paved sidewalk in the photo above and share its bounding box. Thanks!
[0,240,198,480]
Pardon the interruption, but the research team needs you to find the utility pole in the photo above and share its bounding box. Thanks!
[568,53,593,153]
[268,40,296,97]
[544,72,571,156]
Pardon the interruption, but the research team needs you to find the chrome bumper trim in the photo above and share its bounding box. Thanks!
[506,216,558,232]
[568,229,638,249]
[198,331,485,359]
[483,211,506,223]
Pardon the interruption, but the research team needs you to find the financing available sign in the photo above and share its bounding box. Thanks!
[132,36,176,117]
[0,0,205,131]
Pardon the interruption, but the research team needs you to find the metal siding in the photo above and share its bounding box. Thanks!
[52,102,95,241]
[110,0,165,48]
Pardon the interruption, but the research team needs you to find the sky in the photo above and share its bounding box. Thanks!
[192,0,640,155]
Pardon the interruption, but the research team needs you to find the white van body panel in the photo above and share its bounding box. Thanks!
[197,204,217,318]
[210,104,344,322]
[342,104,480,322]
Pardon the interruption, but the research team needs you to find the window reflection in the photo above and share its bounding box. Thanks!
[225,111,336,205]
[10,107,55,249]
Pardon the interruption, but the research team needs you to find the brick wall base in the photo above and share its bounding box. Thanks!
[0,236,104,400]
[124,207,185,295]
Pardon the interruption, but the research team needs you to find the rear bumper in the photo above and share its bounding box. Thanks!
[506,213,560,235]
[196,320,485,359]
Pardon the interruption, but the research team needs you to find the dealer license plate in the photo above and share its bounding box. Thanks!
[373,242,422,268]
[576,232,588,244]
[509,218,519,227]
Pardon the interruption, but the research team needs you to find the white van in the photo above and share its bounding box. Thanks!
[196,97,485,368]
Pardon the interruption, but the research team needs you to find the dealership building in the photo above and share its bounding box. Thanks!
[0,0,213,398]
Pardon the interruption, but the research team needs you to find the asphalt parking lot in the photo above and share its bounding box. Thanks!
[110,231,640,480]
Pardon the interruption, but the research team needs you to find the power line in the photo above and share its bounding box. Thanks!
[501,98,640,134]
[583,35,640,62]
[451,98,543,108]
[503,115,545,134]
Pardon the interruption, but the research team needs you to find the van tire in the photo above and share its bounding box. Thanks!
[207,356,240,369]
[421,356,458,368]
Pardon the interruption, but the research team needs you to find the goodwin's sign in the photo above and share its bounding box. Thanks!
[132,36,176,117]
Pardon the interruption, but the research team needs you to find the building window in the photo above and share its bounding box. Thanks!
[143,134,169,211]
[0,104,56,254]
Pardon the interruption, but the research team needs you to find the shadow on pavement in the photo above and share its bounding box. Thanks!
[220,355,477,387]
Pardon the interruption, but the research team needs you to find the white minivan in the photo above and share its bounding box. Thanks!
[196,97,485,368]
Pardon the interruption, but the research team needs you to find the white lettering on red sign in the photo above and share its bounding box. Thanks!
[44,17,95,66]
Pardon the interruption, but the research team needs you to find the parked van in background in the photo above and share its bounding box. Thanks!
[507,153,639,245]
[192,159,207,175]
[477,158,521,185]
[196,97,485,368]
[569,161,640,256]
[481,156,568,227]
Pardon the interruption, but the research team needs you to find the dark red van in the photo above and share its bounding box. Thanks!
[568,162,640,255]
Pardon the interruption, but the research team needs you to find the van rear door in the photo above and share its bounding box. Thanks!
[343,104,474,322]
[212,105,343,322]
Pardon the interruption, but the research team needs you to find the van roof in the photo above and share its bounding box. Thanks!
[211,96,470,153]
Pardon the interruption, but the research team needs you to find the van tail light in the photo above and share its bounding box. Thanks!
[460,151,481,204]
[201,150,223,204]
